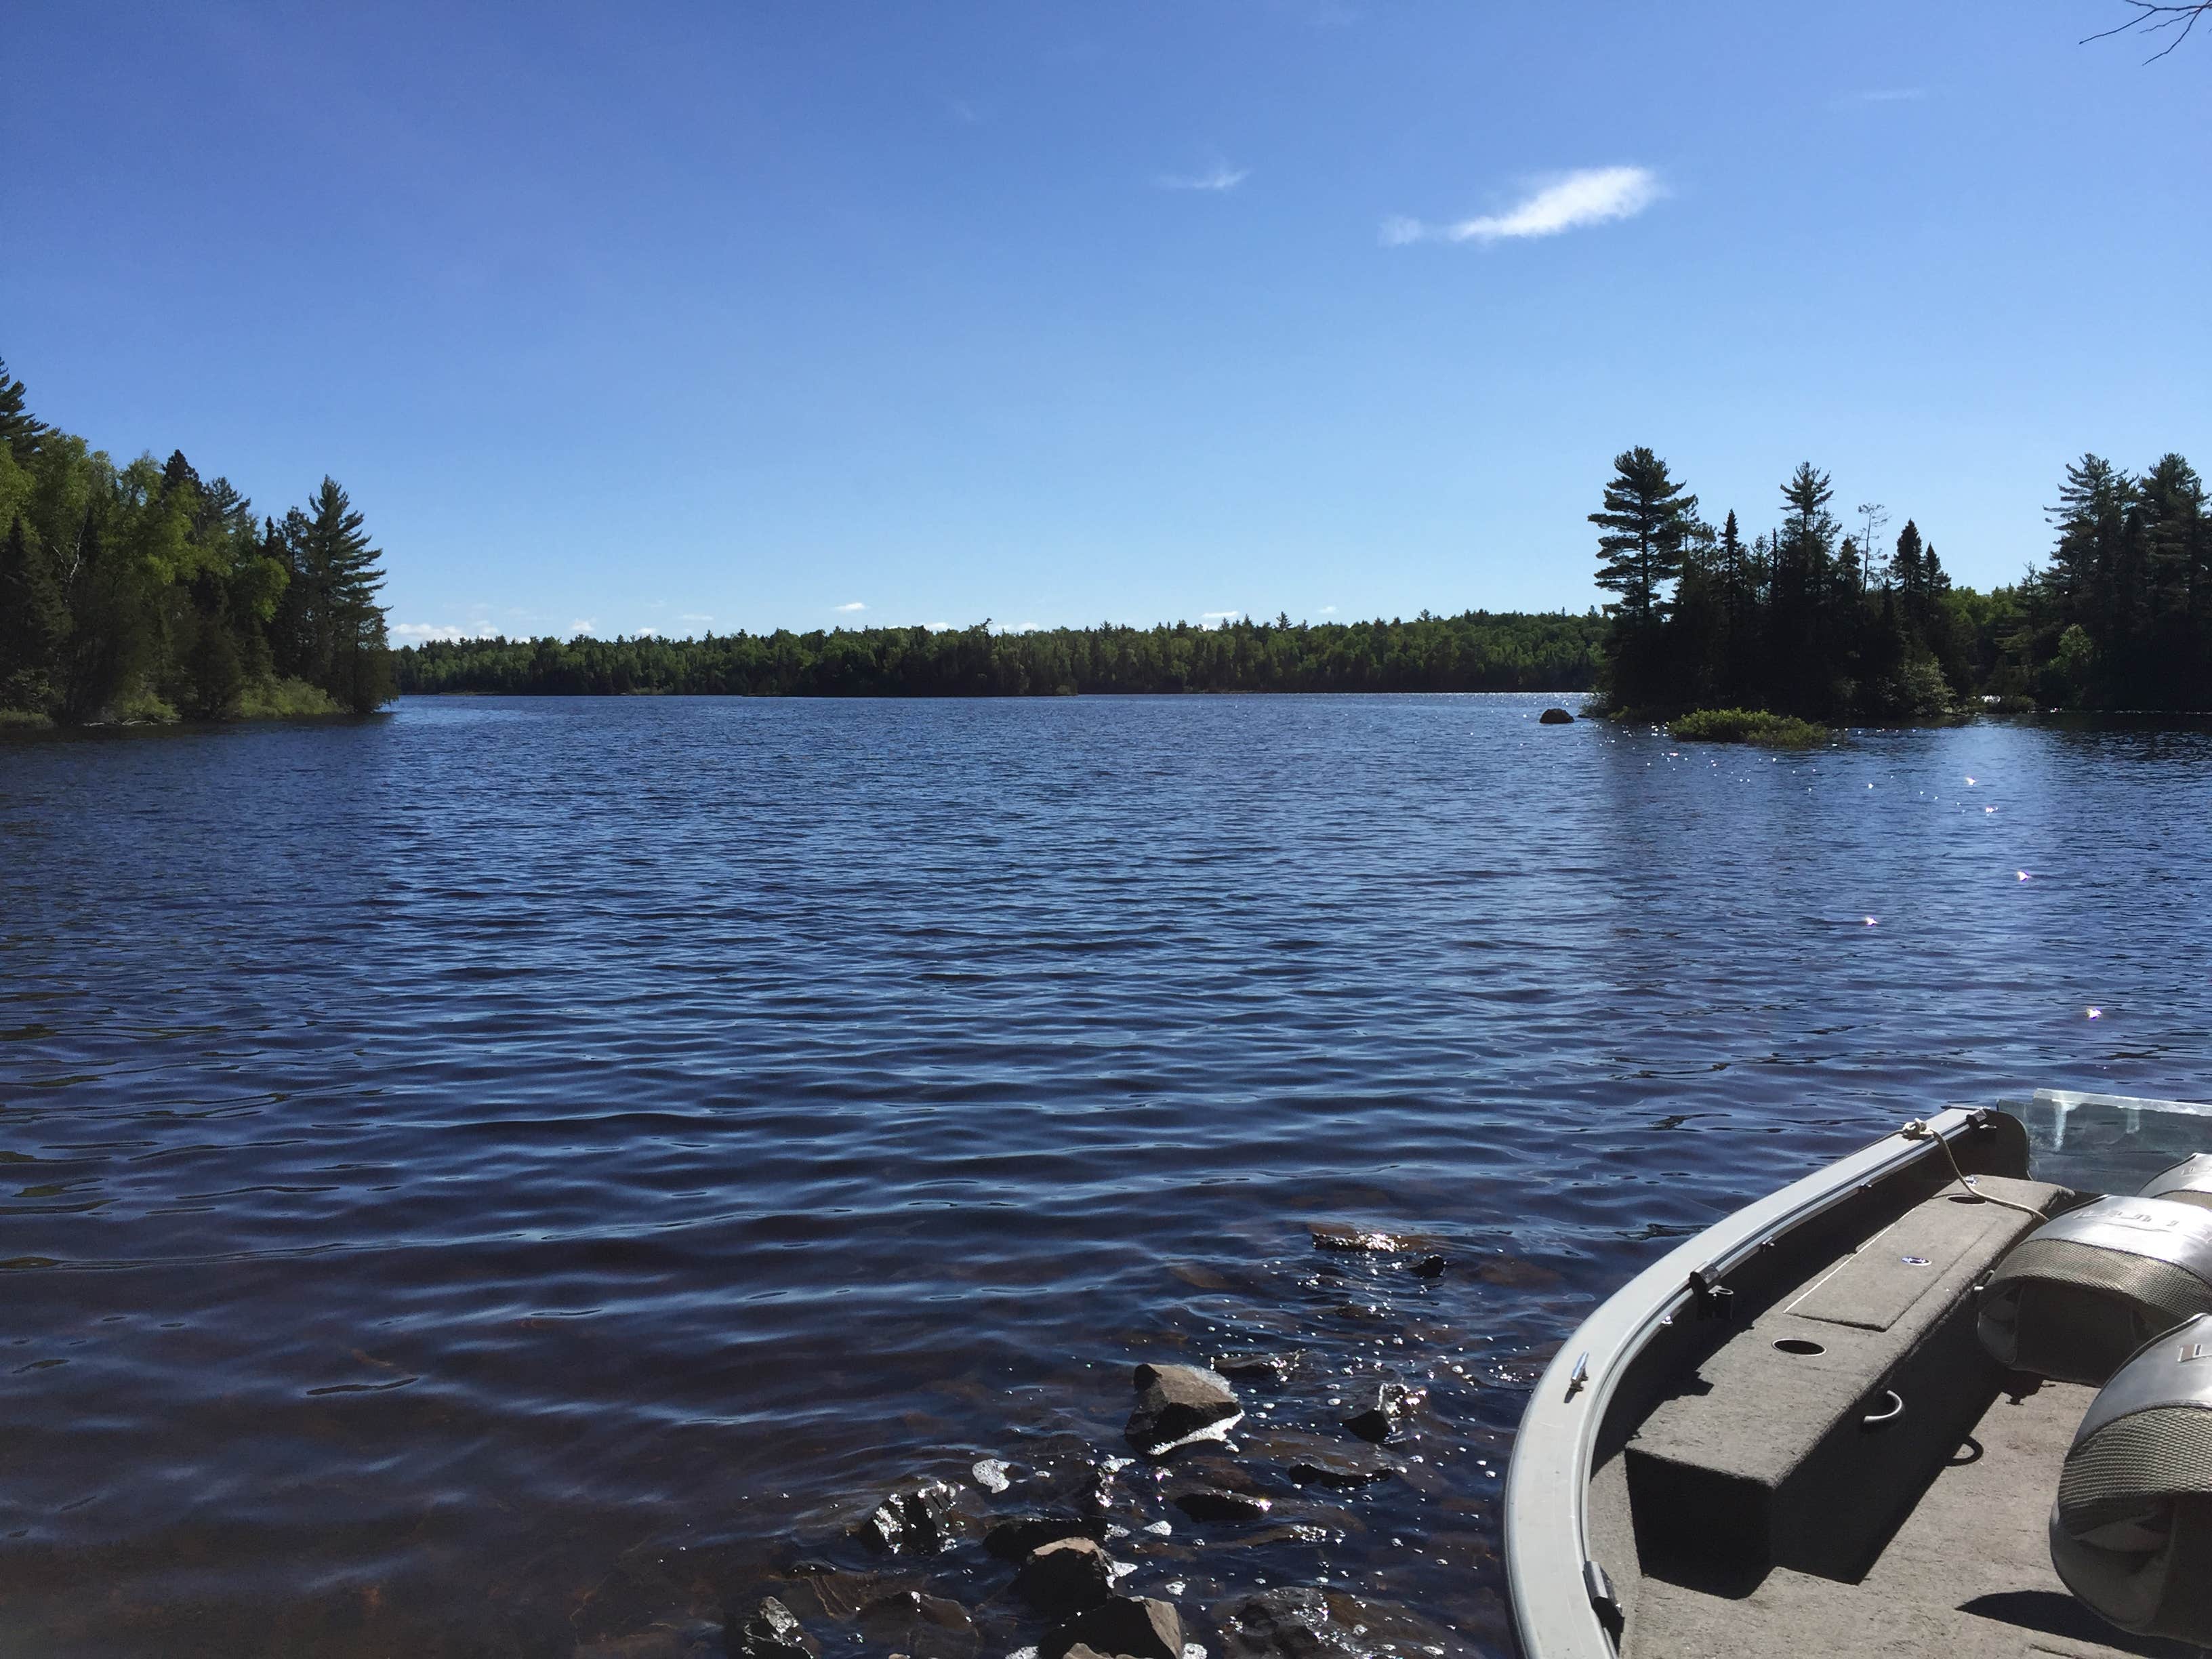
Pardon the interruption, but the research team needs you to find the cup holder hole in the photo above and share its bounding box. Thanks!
[1774,1338,1826,1356]
[1948,1194,1986,1204]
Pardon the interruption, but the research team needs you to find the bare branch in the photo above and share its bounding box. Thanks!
[2082,0,2211,61]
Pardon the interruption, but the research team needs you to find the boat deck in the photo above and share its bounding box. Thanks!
[1621,1378,2195,1658]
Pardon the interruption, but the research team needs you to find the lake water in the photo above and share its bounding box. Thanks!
[3,695,2208,1658]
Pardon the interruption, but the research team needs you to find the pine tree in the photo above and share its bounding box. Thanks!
[0,514,68,711]
[1591,447,1698,625]
[295,478,393,712]
[0,356,52,463]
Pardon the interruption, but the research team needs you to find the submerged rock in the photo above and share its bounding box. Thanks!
[1125,1363,1242,1457]
[1539,708,1576,724]
[1015,1537,1115,1616]
[1211,1351,1302,1387]
[1410,1254,1448,1279]
[987,1515,1109,1562]
[1043,1596,1185,1659]
[1216,1586,1458,1659]
[862,1481,962,1555]
[1341,1382,1422,1446]
[734,1597,819,1659]
[855,1591,976,1659]
[1171,1487,1272,1523]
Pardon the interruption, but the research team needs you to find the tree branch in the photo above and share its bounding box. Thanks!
[2083,1,2211,62]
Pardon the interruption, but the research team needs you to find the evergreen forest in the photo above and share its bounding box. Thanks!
[394,609,1605,698]
[0,355,394,727]
[1591,446,2212,718]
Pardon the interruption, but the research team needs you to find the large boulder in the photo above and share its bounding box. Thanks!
[1538,707,1575,724]
[732,1597,819,1659]
[1043,1596,1185,1659]
[1124,1361,1242,1456]
[1013,1536,1115,1616]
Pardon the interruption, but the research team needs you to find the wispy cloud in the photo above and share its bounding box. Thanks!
[394,621,497,642]
[1385,165,1661,247]
[1202,609,1242,621]
[677,612,713,623]
[1836,87,1927,105]
[1157,159,1250,192]
[946,96,982,125]
[833,601,867,614]
[1317,605,1338,615]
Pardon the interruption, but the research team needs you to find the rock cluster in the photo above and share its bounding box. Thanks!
[684,1233,1479,1659]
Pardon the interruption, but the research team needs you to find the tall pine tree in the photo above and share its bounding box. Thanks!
[0,514,68,711]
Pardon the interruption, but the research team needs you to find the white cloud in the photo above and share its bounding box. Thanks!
[834,601,867,613]
[1202,609,1242,621]
[1385,165,1661,246]
[677,612,713,623]
[1158,160,1250,192]
[570,617,599,636]
[394,621,497,642]
[1317,605,1338,615]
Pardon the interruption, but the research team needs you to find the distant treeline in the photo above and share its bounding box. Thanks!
[1590,447,2211,716]
[394,610,1606,698]
[0,354,394,726]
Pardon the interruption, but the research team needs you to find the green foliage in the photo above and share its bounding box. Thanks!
[1591,448,1698,626]
[234,676,342,718]
[1668,708,1829,746]
[395,611,1608,699]
[0,351,395,723]
[1593,445,2210,720]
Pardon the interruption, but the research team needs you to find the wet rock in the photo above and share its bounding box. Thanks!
[861,1480,962,1555]
[1126,1363,1242,1457]
[1539,708,1576,724]
[1341,1382,1422,1446]
[1172,1488,1272,1523]
[1216,1586,1451,1659]
[1239,1426,1397,1490]
[971,1458,1012,1494]
[1015,1537,1115,1616]
[1043,1595,1185,1659]
[1307,1223,1408,1254]
[1211,1351,1302,1387]
[733,1597,819,1659]
[985,1514,1109,1562]
[1410,1254,1447,1279]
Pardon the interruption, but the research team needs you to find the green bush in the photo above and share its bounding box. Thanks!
[107,686,178,725]
[0,706,53,730]
[1669,707,1830,746]
[235,676,342,718]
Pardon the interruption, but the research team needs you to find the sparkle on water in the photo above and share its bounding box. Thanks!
[1,695,2207,1658]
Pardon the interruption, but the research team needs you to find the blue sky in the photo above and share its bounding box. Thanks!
[7,3,2208,640]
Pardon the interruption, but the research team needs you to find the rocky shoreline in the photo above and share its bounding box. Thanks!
[569,1227,1539,1659]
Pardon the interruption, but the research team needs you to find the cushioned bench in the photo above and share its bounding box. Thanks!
[1624,1176,2070,1585]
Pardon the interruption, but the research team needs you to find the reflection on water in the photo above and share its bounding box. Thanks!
[2,696,2208,1656]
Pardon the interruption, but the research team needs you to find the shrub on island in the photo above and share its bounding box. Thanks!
[1668,708,1830,746]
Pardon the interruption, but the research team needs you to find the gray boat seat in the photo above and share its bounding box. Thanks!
[1979,1195,2212,1387]
[2142,1153,2212,1212]
[1625,1176,2066,1584]
[2051,1311,2212,1645]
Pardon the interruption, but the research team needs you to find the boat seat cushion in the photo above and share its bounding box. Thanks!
[1626,1176,2068,1584]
